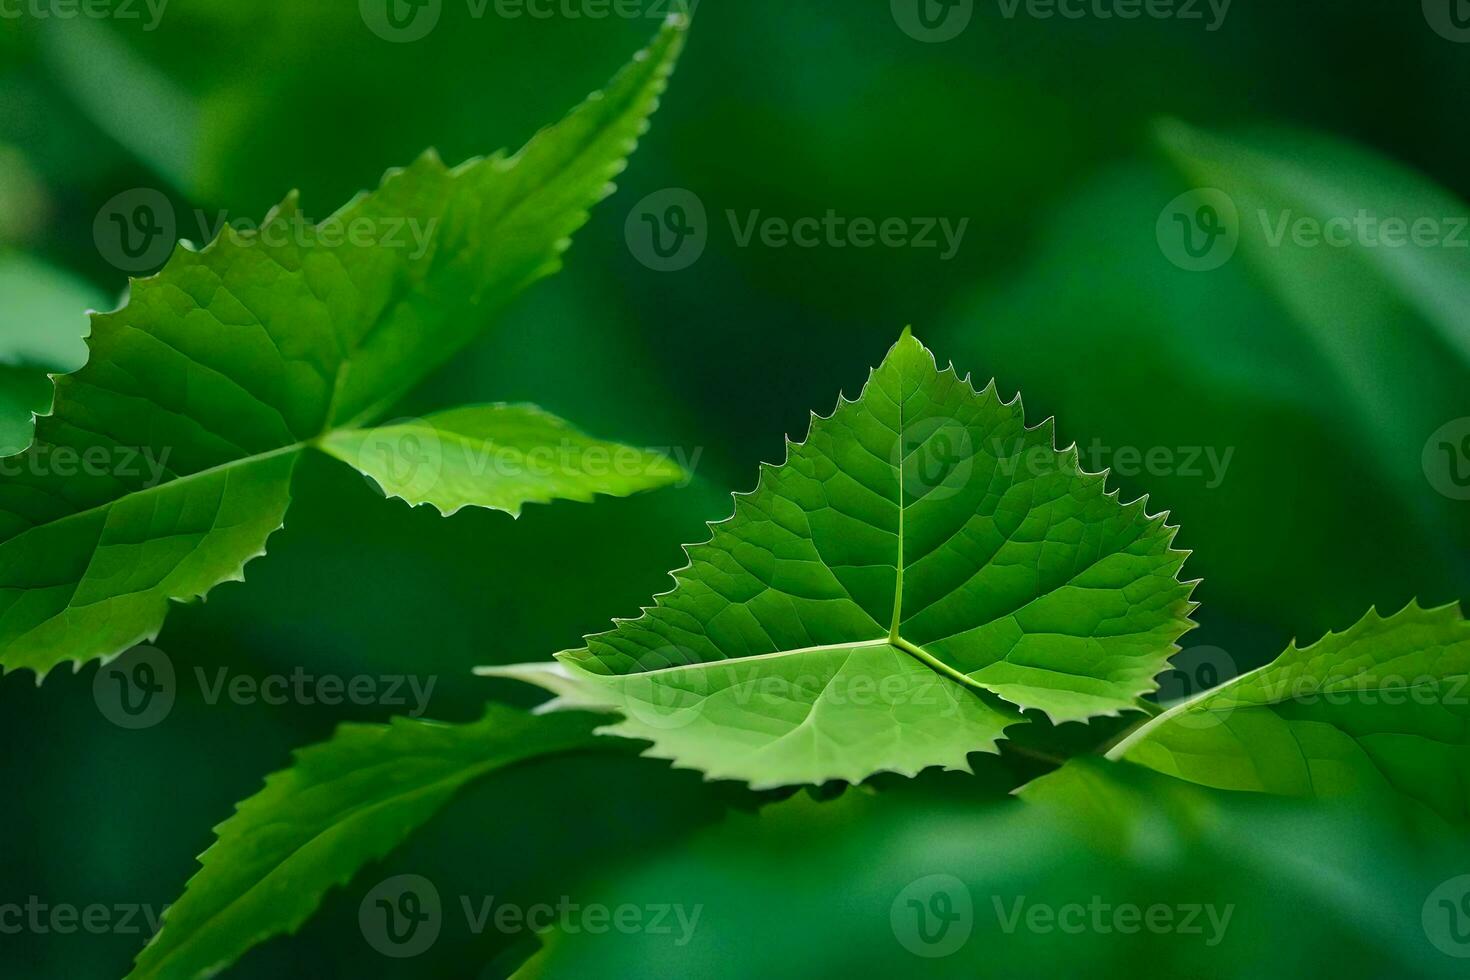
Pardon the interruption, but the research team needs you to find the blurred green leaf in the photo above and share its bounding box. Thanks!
[129,707,612,980]
[941,152,1469,646]
[1157,120,1470,530]
[0,251,104,453]
[516,764,1467,978]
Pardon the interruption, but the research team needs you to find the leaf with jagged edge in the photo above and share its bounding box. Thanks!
[484,332,1197,789]
[1024,602,1470,827]
[320,404,688,518]
[0,16,688,680]
[126,706,615,980]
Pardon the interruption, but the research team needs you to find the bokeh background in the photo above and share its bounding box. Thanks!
[1,1,1468,976]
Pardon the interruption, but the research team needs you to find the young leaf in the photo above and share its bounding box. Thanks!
[127,707,614,980]
[0,18,687,680]
[487,333,1196,788]
[320,404,687,518]
[1058,602,1470,826]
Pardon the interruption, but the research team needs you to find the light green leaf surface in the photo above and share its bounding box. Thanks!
[128,707,612,980]
[0,19,686,679]
[1077,602,1470,825]
[489,333,1196,788]
[0,252,106,453]
[321,404,687,518]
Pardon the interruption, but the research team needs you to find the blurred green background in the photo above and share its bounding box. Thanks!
[1,1,1467,977]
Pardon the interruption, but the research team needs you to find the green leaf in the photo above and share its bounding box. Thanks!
[515,765,1467,980]
[320,404,687,518]
[127,706,612,980]
[488,333,1196,788]
[0,19,687,679]
[1157,121,1470,526]
[1074,602,1470,826]
[0,252,105,453]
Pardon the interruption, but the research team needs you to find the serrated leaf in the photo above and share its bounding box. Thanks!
[1059,602,1470,826]
[0,19,687,679]
[127,706,612,980]
[488,333,1196,788]
[320,404,687,518]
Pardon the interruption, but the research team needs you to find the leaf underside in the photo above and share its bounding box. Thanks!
[490,332,1196,788]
